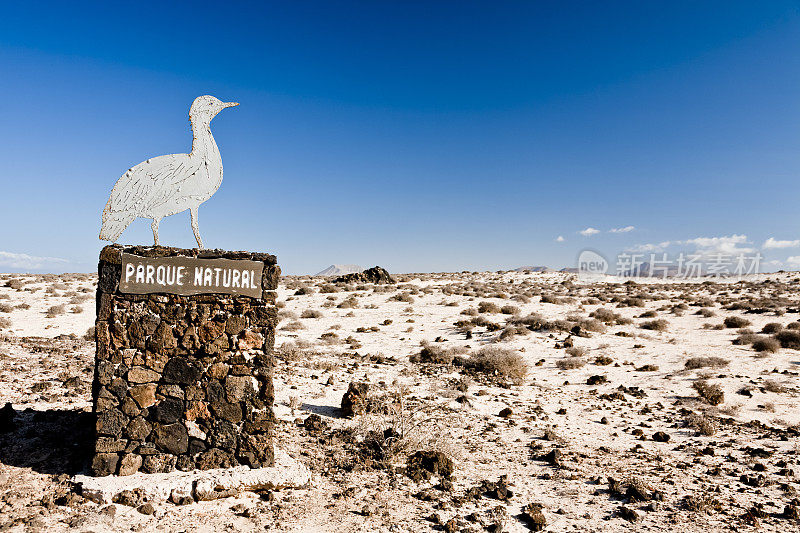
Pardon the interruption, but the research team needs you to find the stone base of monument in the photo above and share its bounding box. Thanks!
[75,447,311,504]
[91,245,280,476]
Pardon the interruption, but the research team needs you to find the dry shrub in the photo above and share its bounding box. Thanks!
[354,386,458,467]
[410,341,468,365]
[685,412,717,436]
[497,325,530,342]
[540,294,568,305]
[45,304,66,318]
[685,356,729,369]
[477,301,501,314]
[565,346,586,357]
[696,308,716,318]
[723,316,751,328]
[460,347,527,385]
[556,357,586,370]
[752,337,780,353]
[640,319,669,332]
[301,309,323,319]
[774,330,800,349]
[281,320,304,331]
[684,493,722,513]
[693,380,724,405]
[337,296,359,309]
[277,309,298,322]
[763,379,787,393]
[589,308,631,325]
[761,322,783,334]
[0,317,11,330]
[500,305,520,315]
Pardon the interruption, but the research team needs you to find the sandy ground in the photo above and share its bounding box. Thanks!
[0,270,798,532]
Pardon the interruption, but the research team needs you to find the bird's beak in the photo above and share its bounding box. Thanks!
[224,102,239,108]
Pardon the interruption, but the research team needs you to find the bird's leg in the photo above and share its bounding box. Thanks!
[190,207,204,249]
[151,219,160,246]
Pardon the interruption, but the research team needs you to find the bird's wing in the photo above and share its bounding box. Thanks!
[104,154,203,219]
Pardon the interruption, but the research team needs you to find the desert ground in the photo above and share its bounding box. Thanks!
[0,269,798,532]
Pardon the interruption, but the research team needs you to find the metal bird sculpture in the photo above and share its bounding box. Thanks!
[99,95,239,249]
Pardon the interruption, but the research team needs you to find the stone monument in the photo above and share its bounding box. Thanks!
[91,96,281,477]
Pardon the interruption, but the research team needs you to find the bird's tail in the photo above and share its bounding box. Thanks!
[99,210,136,242]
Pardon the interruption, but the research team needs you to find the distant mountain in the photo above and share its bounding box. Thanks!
[514,265,550,272]
[315,264,363,276]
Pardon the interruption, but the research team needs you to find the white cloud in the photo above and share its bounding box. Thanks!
[609,225,635,233]
[579,227,600,237]
[680,234,754,255]
[555,235,565,242]
[786,256,800,267]
[763,237,800,249]
[625,241,672,253]
[0,251,69,270]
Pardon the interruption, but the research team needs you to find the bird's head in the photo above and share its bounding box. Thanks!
[189,95,239,123]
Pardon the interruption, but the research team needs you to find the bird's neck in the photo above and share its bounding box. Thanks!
[190,120,221,163]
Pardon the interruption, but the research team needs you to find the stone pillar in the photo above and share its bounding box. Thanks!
[91,245,279,476]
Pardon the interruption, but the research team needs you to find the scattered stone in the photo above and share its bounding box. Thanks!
[538,448,562,467]
[406,451,455,482]
[137,502,155,515]
[617,506,639,522]
[521,503,547,531]
[341,381,370,417]
[498,407,513,418]
[587,375,608,386]
[652,431,670,442]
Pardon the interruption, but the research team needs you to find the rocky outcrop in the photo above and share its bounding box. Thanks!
[333,266,395,285]
[91,246,278,476]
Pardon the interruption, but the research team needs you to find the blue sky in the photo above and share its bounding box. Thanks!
[0,1,799,274]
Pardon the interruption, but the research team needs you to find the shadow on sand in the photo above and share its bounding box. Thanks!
[0,405,93,476]
[300,402,345,419]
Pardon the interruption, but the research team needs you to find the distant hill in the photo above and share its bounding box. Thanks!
[514,265,550,272]
[315,264,363,276]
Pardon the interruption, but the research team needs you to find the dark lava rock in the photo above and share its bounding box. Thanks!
[341,381,370,417]
[210,420,238,451]
[333,266,395,285]
[617,506,639,522]
[498,407,513,418]
[137,502,155,515]
[0,402,15,433]
[151,398,183,424]
[162,357,202,385]
[96,408,127,438]
[587,375,608,386]
[303,414,326,433]
[538,448,562,467]
[652,431,670,442]
[113,489,141,507]
[197,448,236,470]
[152,423,188,455]
[486,475,513,501]
[782,504,799,520]
[406,451,454,482]
[92,453,120,476]
[521,502,547,531]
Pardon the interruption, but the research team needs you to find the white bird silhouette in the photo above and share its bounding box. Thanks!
[99,95,239,249]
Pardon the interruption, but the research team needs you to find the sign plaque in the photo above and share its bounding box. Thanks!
[119,253,264,297]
